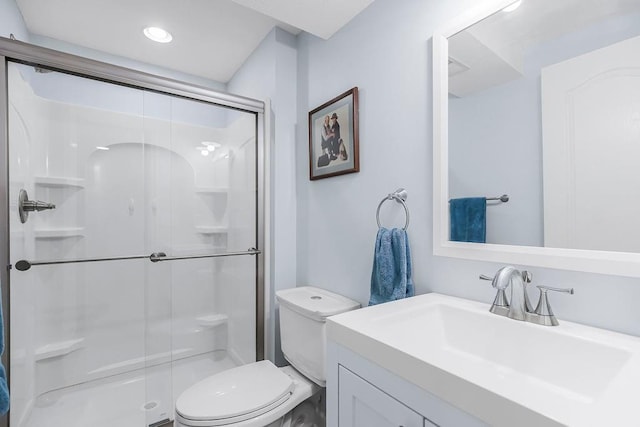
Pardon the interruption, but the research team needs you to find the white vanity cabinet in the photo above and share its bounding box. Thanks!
[338,365,433,427]
[327,340,486,427]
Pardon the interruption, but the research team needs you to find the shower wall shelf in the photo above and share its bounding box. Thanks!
[34,176,85,188]
[35,338,85,361]
[197,314,229,328]
[195,225,228,235]
[34,227,85,239]
[195,187,228,195]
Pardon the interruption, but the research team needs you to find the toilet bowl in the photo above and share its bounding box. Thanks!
[175,362,319,427]
[175,287,360,427]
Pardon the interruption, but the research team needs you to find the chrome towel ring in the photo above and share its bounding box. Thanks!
[376,188,409,230]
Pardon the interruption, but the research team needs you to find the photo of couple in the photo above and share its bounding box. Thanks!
[308,87,359,180]
[317,112,348,168]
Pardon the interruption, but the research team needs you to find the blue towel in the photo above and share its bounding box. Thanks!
[0,280,7,415]
[369,227,414,306]
[450,197,486,243]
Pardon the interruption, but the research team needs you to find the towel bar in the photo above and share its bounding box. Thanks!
[448,194,509,203]
[487,194,509,202]
[376,189,409,230]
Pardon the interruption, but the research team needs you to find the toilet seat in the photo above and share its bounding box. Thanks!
[176,361,294,426]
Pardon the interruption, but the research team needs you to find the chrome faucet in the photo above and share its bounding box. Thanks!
[492,266,529,321]
[480,266,573,326]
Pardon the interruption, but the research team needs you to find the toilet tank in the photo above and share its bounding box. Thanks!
[276,286,360,386]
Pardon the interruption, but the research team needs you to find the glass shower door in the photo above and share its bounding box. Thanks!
[141,91,258,426]
[8,61,150,427]
[6,60,259,427]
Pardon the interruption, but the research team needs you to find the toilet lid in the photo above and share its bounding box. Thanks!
[176,360,294,422]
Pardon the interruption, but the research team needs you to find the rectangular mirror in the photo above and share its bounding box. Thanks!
[433,0,640,277]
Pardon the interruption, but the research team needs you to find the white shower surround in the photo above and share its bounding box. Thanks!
[8,63,258,426]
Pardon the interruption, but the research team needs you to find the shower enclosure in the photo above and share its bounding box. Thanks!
[0,39,265,427]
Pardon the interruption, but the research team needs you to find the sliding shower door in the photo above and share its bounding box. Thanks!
[6,59,260,427]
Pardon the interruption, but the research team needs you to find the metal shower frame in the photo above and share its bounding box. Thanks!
[0,36,267,427]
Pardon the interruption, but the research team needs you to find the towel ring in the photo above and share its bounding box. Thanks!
[376,188,409,230]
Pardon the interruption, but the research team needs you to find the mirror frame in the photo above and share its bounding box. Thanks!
[432,0,640,277]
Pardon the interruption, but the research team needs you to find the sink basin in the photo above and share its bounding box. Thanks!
[327,293,640,426]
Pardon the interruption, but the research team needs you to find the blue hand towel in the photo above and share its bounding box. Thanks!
[0,280,8,415]
[450,197,486,243]
[369,227,415,306]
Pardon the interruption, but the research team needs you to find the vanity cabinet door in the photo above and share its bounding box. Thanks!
[339,366,430,427]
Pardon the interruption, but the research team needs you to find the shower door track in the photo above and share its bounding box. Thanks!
[13,248,261,271]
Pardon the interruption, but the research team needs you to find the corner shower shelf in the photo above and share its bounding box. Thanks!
[35,338,84,361]
[34,176,85,188]
[195,187,228,195]
[34,227,85,239]
[195,226,228,235]
[197,314,228,328]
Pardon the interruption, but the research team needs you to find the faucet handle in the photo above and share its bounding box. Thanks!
[536,285,574,295]
[532,285,574,326]
[537,285,574,295]
[481,270,534,312]
[479,273,508,290]
[480,270,531,283]
[479,274,509,314]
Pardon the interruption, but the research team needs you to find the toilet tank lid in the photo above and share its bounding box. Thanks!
[276,286,361,321]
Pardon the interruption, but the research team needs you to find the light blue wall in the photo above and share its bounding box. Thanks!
[295,0,640,337]
[449,12,640,247]
[0,0,29,41]
[228,27,298,365]
[18,63,228,127]
[29,34,226,91]
[450,75,542,247]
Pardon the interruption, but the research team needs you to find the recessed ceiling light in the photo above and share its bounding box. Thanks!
[144,26,173,43]
[201,149,210,157]
[502,0,522,12]
[96,146,110,151]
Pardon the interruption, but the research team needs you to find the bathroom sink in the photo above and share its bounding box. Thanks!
[327,293,640,426]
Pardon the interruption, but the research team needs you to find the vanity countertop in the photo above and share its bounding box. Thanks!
[326,293,640,427]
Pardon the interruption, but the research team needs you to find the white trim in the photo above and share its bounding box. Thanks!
[432,0,640,277]
[263,98,273,363]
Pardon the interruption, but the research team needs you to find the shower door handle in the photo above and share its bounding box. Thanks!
[18,189,56,223]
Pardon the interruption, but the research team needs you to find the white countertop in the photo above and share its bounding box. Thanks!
[327,293,640,427]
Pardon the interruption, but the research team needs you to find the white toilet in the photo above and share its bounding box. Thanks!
[175,286,360,427]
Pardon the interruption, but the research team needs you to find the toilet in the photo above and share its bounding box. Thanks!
[175,286,360,427]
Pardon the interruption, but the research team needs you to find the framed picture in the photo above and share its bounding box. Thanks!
[308,87,359,180]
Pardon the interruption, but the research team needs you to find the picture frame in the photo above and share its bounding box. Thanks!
[308,87,359,180]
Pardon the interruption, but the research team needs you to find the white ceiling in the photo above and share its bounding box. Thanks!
[16,0,374,83]
[231,0,375,40]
